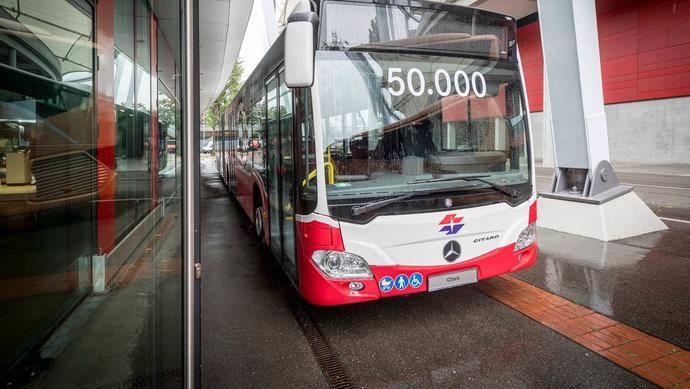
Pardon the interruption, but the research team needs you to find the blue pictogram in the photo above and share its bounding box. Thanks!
[379,276,394,293]
[394,274,410,290]
[409,272,423,288]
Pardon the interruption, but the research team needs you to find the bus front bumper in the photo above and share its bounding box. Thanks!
[299,243,538,306]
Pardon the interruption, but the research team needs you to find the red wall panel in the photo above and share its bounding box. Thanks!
[96,0,116,253]
[517,0,690,112]
[517,21,544,111]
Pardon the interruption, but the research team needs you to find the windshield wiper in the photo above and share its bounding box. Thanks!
[350,186,461,216]
[350,176,520,216]
[410,175,520,197]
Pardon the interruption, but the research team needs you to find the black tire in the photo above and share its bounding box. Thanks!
[254,206,264,240]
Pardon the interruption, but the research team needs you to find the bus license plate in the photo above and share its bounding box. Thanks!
[428,268,478,292]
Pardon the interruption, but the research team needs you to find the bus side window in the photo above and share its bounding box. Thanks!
[250,80,264,172]
[235,112,241,169]
[249,103,255,170]
[279,76,294,208]
[242,113,249,168]
[296,89,317,215]
[252,97,266,172]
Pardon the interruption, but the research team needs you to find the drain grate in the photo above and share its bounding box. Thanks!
[286,293,356,389]
[261,248,357,389]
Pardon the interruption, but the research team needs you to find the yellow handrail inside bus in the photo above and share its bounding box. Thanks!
[302,146,336,187]
[326,145,335,185]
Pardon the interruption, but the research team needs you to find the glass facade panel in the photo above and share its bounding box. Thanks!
[114,0,155,239]
[0,0,95,375]
[0,0,185,386]
[158,83,181,200]
[134,0,152,221]
[114,0,135,239]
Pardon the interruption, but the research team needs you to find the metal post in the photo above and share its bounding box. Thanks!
[542,69,555,168]
[183,0,200,386]
[537,0,666,240]
[538,0,629,203]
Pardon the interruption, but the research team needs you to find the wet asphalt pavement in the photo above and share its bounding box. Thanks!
[198,159,686,388]
[307,286,650,388]
[529,166,690,349]
[200,161,327,388]
[516,227,690,351]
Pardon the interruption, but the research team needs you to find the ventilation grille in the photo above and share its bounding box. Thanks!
[31,151,111,203]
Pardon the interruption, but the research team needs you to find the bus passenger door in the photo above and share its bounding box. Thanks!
[278,70,296,274]
[265,70,297,277]
[267,74,281,257]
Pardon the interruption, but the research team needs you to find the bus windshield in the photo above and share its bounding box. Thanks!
[316,2,532,217]
[315,4,531,219]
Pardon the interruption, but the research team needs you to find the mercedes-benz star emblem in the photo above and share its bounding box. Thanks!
[444,198,453,208]
[443,240,461,262]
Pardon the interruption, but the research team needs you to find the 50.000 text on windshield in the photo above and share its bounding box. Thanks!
[387,67,487,98]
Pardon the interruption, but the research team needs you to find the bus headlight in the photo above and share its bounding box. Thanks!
[514,223,537,252]
[312,250,373,279]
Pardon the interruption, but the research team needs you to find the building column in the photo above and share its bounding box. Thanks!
[150,13,159,210]
[542,69,554,168]
[537,0,666,240]
[183,0,201,386]
[95,0,117,254]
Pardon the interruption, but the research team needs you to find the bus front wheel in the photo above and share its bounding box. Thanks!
[254,206,263,239]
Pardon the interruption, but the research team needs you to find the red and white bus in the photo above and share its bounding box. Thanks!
[216,0,537,305]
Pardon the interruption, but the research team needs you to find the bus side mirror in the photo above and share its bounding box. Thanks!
[284,12,318,88]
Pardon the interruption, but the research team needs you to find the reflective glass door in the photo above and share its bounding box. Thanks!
[266,74,281,255]
[278,72,296,273]
[265,70,296,275]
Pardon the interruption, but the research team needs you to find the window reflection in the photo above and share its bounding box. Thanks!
[158,82,182,198]
[114,0,153,239]
[0,0,95,375]
[0,0,185,385]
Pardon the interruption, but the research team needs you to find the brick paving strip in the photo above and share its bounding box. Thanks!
[477,274,690,388]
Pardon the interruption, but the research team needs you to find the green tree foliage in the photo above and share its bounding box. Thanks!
[159,97,177,126]
[204,60,244,129]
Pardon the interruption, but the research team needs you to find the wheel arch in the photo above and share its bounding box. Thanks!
[250,172,269,243]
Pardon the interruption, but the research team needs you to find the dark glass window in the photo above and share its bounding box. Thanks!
[239,111,249,167]
[320,1,514,60]
[0,0,185,386]
[253,96,266,172]
[296,89,317,215]
[114,0,154,239]
[0,0,95,376]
